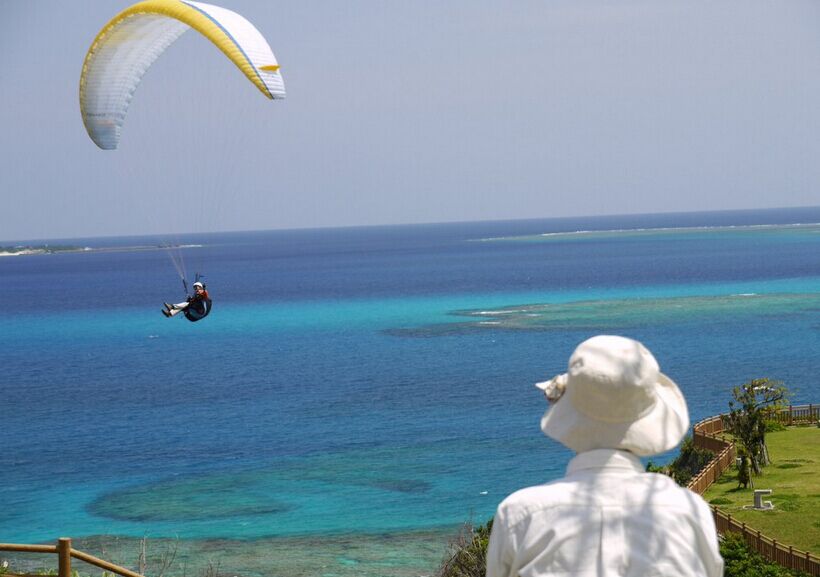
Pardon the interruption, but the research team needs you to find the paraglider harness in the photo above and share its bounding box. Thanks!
[181,274,212,323]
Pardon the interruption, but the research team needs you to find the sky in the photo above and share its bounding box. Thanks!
[1,0,820,241]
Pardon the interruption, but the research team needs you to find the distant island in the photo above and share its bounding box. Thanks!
[475,222,820,243]
[0,244,201,257]
[0,244,89,256]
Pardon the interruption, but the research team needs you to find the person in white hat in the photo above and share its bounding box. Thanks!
[486,335,723,577]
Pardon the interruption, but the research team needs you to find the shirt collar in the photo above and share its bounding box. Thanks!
[566,449,645,476]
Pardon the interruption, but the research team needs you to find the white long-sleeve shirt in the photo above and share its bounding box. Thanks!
[486,449,723,577]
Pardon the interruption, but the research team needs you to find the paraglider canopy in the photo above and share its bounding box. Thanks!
[79,0,285,150]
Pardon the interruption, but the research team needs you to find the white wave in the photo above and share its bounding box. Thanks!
[474,309,521,315]
[537,222,820,237]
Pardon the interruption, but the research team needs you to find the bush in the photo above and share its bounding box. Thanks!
[438,520,492,577]
[647,435,715,486]
[645,460,670,475]
[765,420,787,432]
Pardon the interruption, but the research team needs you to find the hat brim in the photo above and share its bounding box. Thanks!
[540,372,689,457]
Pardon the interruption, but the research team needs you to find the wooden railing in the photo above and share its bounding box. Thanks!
[0,538,145,577]
[772,404,819,426]
[687,414,735,495]
[688,405,820,576]
[713,509,820,576]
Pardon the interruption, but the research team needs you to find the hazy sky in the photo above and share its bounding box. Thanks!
[2,0,820,240]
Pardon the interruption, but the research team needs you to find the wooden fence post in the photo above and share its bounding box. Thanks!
[58,538,71,577]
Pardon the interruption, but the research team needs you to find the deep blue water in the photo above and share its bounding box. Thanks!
[1,208,819,552]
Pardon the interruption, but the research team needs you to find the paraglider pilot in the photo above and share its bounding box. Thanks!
[163,281,212,322]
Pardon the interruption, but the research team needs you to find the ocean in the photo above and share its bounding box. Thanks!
[1,207,819,577]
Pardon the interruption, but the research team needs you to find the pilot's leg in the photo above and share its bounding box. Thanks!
[162,301,189,317]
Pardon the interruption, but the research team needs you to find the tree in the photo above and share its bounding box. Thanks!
[736,446,752,489]
[725,378,789,475]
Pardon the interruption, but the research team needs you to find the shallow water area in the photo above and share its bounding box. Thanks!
[2,208,820,575]
[388,292,820,336]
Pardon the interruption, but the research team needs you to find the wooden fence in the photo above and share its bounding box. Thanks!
[688,404,820,576]
[772,404,820,426]
[0,538,144,577]
[687,414,734,495]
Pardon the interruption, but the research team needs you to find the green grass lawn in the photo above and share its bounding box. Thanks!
[702,426,820,554]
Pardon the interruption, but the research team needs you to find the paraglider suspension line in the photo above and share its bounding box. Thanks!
[164,242,189,296]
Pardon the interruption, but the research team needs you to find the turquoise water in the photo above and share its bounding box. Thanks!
[1,208,819,575]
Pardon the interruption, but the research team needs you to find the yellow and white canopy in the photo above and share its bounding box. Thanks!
[79,0,285,150]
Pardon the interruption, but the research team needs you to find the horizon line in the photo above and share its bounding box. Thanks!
[3,204,820,245]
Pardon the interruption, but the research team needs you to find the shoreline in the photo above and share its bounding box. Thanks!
[4,528,457,577]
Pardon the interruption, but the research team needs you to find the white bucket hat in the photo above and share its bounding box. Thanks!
[536,335,689,457]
